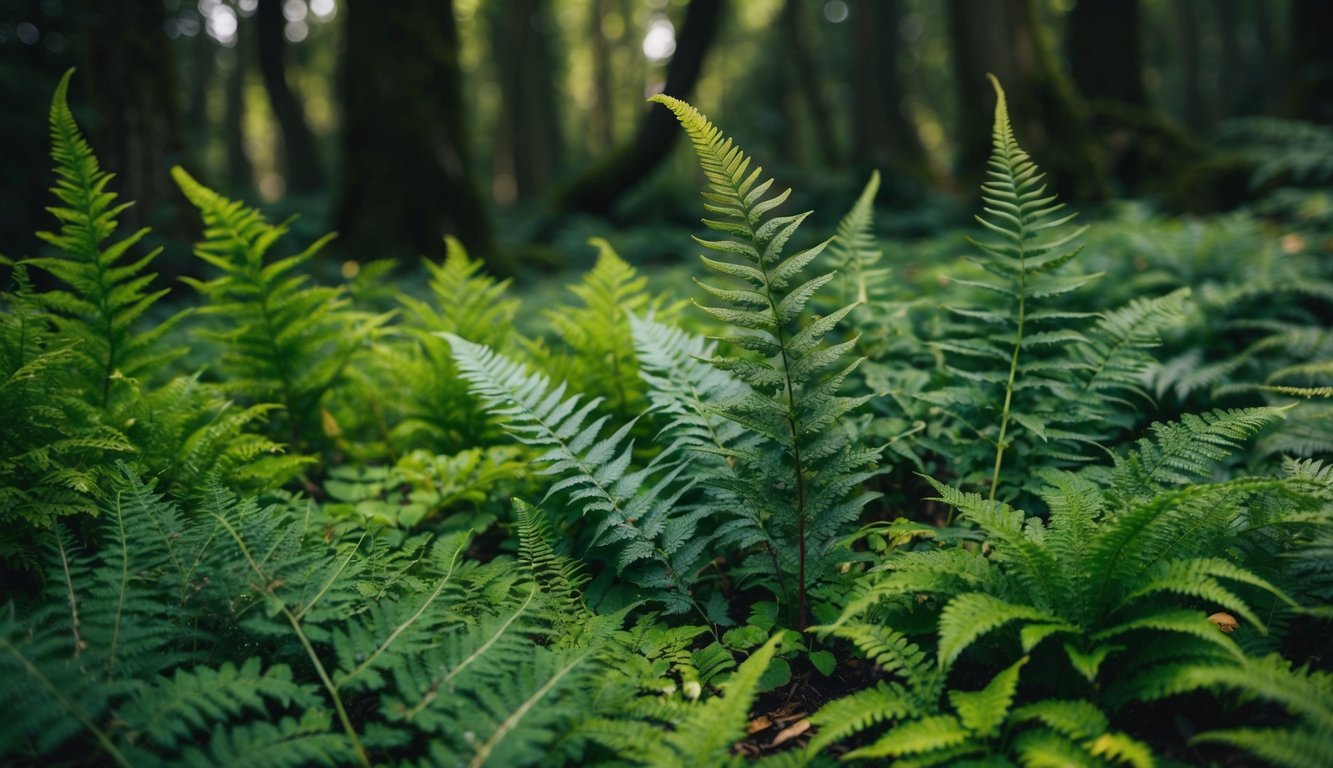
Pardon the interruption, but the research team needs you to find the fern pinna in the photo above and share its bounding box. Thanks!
[652,94,882,630]
[172,167,389,454]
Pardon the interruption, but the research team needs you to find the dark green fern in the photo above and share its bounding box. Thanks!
[651,93,882,630]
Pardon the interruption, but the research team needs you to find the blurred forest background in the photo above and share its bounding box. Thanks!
[2,0,1331,276]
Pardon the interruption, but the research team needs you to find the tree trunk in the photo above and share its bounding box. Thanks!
[487,0,564,202]
[256,0,325,194]
[556,0,725,217]
[1067,0,1144,106]
[946,0,1106,201]
[84,0,185,233]
[336,0,498,266]
[781,0,839,168]
[1171,0,1207,129]
[848,0,934,188]
[1283,0,1333,123]
[224,33,253,195]
[589,0,615,149]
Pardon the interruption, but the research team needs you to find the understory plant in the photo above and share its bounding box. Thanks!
[3,69,1331,768]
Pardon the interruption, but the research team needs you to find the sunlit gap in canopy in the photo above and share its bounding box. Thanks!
[180,0,337,47]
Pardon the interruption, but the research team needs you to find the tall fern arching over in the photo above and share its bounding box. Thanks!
[172,168,390,454]
[650,94,882,630]
[29,69,187,422]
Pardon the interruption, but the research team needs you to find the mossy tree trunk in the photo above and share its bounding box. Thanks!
[337,0,499,268]
[848,0,935,189]
[256,0,325,194]
[946,0,1106,201]
[556,0,725,217]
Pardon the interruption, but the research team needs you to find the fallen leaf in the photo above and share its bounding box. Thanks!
[1208,612,1239,633]
[770,718,811,747]
[746,715,772,735]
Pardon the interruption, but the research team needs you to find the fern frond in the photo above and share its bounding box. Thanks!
[937,592,1063,670]
[1111,406,1291,498]
[652,93,882,629]
[0,264,129,538]
[537,238,657,421]
[29,69,186,417]
[930,75,1094,500]
[948,656,1027,739]
[172,167,389,452]
[448,334,705,614]
[118,659,319,750]
[806,681,915,753]
[827,171,885,306]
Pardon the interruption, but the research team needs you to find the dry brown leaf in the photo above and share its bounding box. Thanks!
[1208,612,1239,633]
[746,715,772,735]
[769,718,811,747]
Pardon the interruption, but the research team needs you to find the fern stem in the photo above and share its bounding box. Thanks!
[342,533,467,685]
[467,648,594,768]
[109,489,128,672]
[54,107,118,410]
[989,285,1025,503]
[213,513,371,767]
[1,637,132,768]
[55,529,84,656]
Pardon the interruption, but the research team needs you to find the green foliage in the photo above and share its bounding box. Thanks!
[651,93,882,630]
[6,67,1332,768]
[0,262,129,546]
[172,167,390,454]
[447,334,707,615]
[389,235,521,452]
[534,238,661,421]
[813,408,1328,764]
[29,70,186,420]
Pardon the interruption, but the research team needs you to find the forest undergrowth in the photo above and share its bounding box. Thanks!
[2,70,1331,767]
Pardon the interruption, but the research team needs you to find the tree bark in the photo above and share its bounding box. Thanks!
[1171,0,1207,129]
[224,33,253,195]
[1067,0,1144,106]
[556,0,725,217]
[946,0,1106,201]
[336,0,498,266]
[781,0,839,168]
[256,0,325,194]
[848,0,934,187]
[589,0,615,149]
[1283,0,1333,123]
[84,0,186,233]
[487,0,564,202]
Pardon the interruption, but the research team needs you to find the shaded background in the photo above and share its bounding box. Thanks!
[2,0,1330,276]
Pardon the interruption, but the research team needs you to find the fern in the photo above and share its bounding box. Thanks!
[826,171,885,307]
[813,408,1329,763]
[652,93,882,630]
[583,632,787,768]
[28,70,186,420]
[533,238,661,422]
[391,235,521,452]
[172,167,389,454]
[447,334,707,615]
[0,263,131,547]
